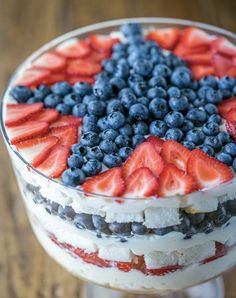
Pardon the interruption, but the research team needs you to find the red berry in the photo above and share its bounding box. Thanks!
[33,51,67,72]
[14,68,50,87]
[56,39,91,58]
[88,35,119,52]
[50,115,82,128]
[146,136,164,154]
[212,37,236,57]
[48,125,78,147]
[146,28,180,50]
[32,108,60,124]
[181,27,214,48]
[66,59,102,76]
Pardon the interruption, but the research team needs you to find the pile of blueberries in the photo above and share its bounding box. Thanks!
[27,182,236,240]
[11,23,236,187]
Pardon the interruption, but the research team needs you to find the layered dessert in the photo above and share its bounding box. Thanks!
[2,20,236,293]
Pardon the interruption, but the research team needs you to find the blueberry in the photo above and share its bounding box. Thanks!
[204,103,218,115]
[202,122,219,136]
[216,152,233,165]
[217,132,231,145]
[45,201,59,215]
[200,145,215,156]
[181,88,197,102]
[72,103,87,117]
[119,124,133,137]
[120,92,136,109]
[206,88,223,104]
[186,108,207,124]
[113,43,127,52]
[83,114,98,125]
[233,86,236,96]
[82,122,99,133]
[131,222,148,235]
[165,128,183,141]
[68,154,84,168]
[149,120,168,137]
[88,100,106,116]
[199,76,218,88]
[121,23,142,37]
[147,87,167,99]
[51,81,72,96]
[109,222,131,236]
[118,147,133,161]
[188,213,205,225]
[74,213,95,230]
[225,199,236,214]
[56,103,72,115]
[136,97,149,107]
[183,141,195,150]
[100,140,117,154]
[34,84,51,99]
[167,86,181,98]
[149,98,168,119]
[148,76,167,89]
[218,76,235,90]
[128,51,146,65]
[169,95,188,111]
[208,114,221,124]
[107,111,126,129]
[133,59,153,76]
[97,116,110,131]
[173,213,191,234]
[180,120,194,133]
[128,74,144,88]
[82,159,102,176]
[168,53,187,68]
[101,129,118,141]
[93,79,113,99]
[164,111,184,128]
[58,206,76,221]
[199,221,214,234]
[204,136,222,151]
[44,94,62,108]
[224,142,236,157]
[80,132,100,147]
[10,86,33,103]
[112,51,126,61]
[27,97,42,104]
[233,158,236,171]
[114,62,130,79]
[153,227,173,236]
[170,68,192,88]
[103,153,123,168]
[63,93,81,106]
[211,203,228,227]
[132,81,147,97]
[110,77,126,92]
[152,64,171,78]
[193,98,206,108]
[92,215,109,233]
[62,168,85,186]
[71,143,87,156]
[86,146,104,161]
[115,134,130,148]
[129,103,150,121]
[102,59,116,73]
[73,82,91,96]
[83,94,97,105]
[132,135,145,147]
[132,122,148,135]
[197,86,210,99]
[106,100,123,115]
[185,129,205,145]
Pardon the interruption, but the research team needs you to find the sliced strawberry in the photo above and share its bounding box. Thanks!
[221,109,236,121]
[14,68,50,87]
[161,140,191,171]
[187,149,233,190]
[212,53,232,77]
[146,28,180,50]
[73,249,111,268]
[116,262,133,272]
[48,125,78,147]
[191,64,215,80]
[124,167,159,198]
[212,37,236,57]
[15,135,58,167]
[50,115,82,128]
[82,167,125,197]
[203,243,227,264]
[174,43,209,58]
[218,97,236,114]
[146,136,164,154]
[32,109,60,124]
[43,72,67,85]
[184,51,212,65]
[8,121,49,144]
[123,142,164,179]
[225,66,236,77]
[181,27,214,48]
[33,51,67,72]
[88,50,111,63]
[89,35,119,52]
[142,265,182,276]
[5,103,43,127]
[66,59,102,76]
[68,75,95,85]
[56,39,91,58]
[36,145,69,178]
[225,120,236,140]
[157,164,196,197]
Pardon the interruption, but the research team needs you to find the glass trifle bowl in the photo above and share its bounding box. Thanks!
[1,18,236,298]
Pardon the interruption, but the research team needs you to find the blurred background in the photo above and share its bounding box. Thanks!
[0,0,236,297]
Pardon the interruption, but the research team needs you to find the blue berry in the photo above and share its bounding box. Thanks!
[93,79,113,99]
[165,128,183,141]
[147,87,167,99]
[58,206,76,221]
[218,76,235,90]
[87,100,106,116]
[153,227,173,236]
[216,152,233,165]
[120,92,136,109]
[132,135,145,147]
[51,81,72,96]
[233,158,236,171]
[217,132,231,145]
[103,153,123,168]
[132,122,148,135]
[44,94,62,108]
[152,64,171,78]
[68,154,84,168]
[115,135,130,148]
[128,74,144,88]
[92,215,109,233]
[45,201,59,215]
[181,88,197,102]
[82,159,102,176]
[83,114,98,125]
[101,129,119,141]
[72,103,87,117]
[129,103,149,121]
[27,97,42,104]
[118,147,133,161]
[202,122,219,136]
[113,43,127,52]
[107,111,125,129]
[149,120,168,137]
[102,59,116,73]
[133,59,153,76]
[193,98,206,108]
[63,93,81,106]
[148,76,167,88]
[170,68,192,88]
[34,84,51,99]
[97,116,110,131]
[137,96,150,106]
[169,95,188,111]
[100,140,117,154]
[10,86,33,103]
[167,86,181,98]
[114,62,130,79]
[149,98,168,119]
[164,111,184,128]
[62,168,85,186]
[131,222,147,235]
[224,143,236,157]
[208,114,221,124]
[183,141,195,150]
[74,213,95,230]
[221,89,232,99]
[180,120,194,133]
[73,82,91,96]
[86,146,104,161]
[119,124,133,137]
[110,77,126,92]
[204,103,218,115]
[71,143,87,156]
[205,88,223,104]
[186,108,207,124]
[132,81,147,97]
[56,103,71,115]
[185,129,205,145]
[112,51,126,61]
[233,86,236,96]
[199,76,218,88]
[82,122,99,133]
[121,23,142,37]
[109,222,131,236]
[200,145,215,156]
[80,132,100,147]
[204,136,222,151]
[83,94,97,105]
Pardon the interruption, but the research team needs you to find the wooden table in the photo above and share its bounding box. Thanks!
[0,0,236,297]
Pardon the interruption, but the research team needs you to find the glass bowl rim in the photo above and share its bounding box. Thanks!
[1,17,236,202]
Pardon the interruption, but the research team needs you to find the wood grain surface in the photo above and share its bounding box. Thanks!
[0,0,236,297]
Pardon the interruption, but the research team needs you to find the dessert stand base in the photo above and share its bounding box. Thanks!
[84,277,224,298]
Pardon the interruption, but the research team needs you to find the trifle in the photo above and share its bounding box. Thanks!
[2,18,236,296]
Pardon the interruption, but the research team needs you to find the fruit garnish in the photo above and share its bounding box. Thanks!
[88,35,119,52]
[56,39,91,58]
[5,103,43,127]
[123,142,164,179]
[157,164,196,197]
[50,115,82,128]
[225,120,236,140]
[43,72,67,85]
[48,125,78,147]
[218,97,236,115]
[33,51,67,72]
[202,242,227,264]
[187,149,233,189]
[124,167,159,198]
[181,27,214,48]
[146,28,180,50]
[32,108,60,124]
[212,53,233,77]
[174,43,209,58]
[15,135,58,167]
[212,37,236,57]
[146,136,164,154]
[66,59,102,76]
[67,75,95,85]
[191,64,215,79]
[184,51,212,65]
[82,167,125,196]
[14,68,50,87]
[161,140,191,171]
[116,262,133,272]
